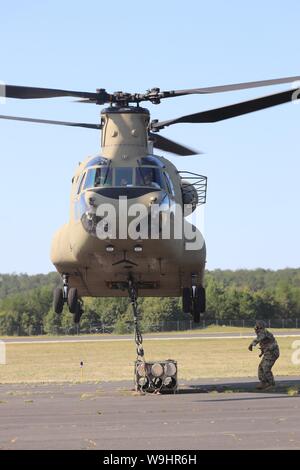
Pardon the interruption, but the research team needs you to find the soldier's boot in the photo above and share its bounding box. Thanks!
[256,382,268,390]
[264,372,275,387]
[260,382,274,391]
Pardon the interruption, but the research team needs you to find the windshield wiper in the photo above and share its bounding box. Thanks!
[137,160,146,185]
[103,161,112,186]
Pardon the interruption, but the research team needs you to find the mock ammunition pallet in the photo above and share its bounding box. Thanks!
[134,360,178,394]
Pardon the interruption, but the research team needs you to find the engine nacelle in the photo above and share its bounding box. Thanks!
[181,180,198,214]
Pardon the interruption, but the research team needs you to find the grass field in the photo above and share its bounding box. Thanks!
[2,324,300,340]
[0,335,299,384]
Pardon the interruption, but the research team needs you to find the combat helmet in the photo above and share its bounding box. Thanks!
[254,320,266,333]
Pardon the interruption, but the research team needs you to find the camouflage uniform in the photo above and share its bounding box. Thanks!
[248,321,280,388]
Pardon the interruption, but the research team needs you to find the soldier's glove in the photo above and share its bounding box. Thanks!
[248,344,253,352]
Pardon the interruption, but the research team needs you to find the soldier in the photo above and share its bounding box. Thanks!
[248,320,280,390]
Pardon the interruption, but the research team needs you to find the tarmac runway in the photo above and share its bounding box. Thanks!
[0,377,299,450]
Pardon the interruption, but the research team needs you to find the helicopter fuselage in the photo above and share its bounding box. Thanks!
[50,106,206,297]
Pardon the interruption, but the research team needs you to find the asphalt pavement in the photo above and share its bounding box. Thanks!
[0,377,299,450]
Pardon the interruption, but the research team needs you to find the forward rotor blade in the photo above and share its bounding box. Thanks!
[152,88,300,129]
[149,132,200,156]
[161,75,300,98]
[1,85,108,100]
[0,114,100,129]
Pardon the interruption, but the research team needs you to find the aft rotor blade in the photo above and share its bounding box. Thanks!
[160,76,300,98]
[2,85,102,100]
[149,133,200,156]
[0,114,101,129]
[152,88,300,129]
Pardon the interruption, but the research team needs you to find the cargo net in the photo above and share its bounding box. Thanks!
[135,360,178,394]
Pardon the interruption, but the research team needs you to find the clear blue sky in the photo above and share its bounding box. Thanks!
[0,0,300,274]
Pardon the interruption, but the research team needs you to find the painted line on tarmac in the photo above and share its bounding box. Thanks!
[4,333,300,345]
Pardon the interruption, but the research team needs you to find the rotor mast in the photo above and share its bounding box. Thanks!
[100,106,150,160]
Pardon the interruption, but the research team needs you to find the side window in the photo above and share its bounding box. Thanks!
[83,168,96,190]
[77,172,86,195]
[164,172,175,196]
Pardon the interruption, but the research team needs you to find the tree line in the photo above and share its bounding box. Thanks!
[0,269,299,335]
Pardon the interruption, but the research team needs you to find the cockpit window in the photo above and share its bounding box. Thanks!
[84,156,108,168]
[83,167,112,190]
[77,172,86,194]
[78,165,165,191]
[95,167,112,186]
[140,156,165,167]
[115,167,133,186]
[136,167,164,189]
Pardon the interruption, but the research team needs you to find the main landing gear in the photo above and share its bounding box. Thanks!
[182,285,206,323]
[53,274,84,324]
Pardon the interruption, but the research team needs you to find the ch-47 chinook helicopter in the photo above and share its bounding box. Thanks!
[1,76,300,327]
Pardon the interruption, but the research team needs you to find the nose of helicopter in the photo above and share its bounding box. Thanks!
[80,188,170,237]
[85,187,167,211]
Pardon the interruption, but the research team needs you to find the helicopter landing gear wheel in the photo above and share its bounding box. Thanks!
[192,298,200,323]
[192,286,206,323]
[197,286,206,313]
[73,300,83,324]
[53,288,64,314]
[182,287,192,314]
[68,287,78,314]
